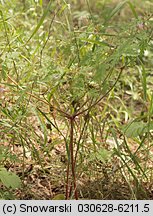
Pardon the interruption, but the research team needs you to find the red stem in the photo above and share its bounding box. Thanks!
[65,161,70,199]
[69,116,78,199]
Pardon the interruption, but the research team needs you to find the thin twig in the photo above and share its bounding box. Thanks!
[74,66,125,117]
[40,7,60,66]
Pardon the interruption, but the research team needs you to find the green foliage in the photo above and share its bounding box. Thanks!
[122,121,153,138]
[0,167,21,189]
[0,0,152,199]
[52,194,65,200]
[0,146,18,163]
[105,0,128,23]
[89,148,111,163]
[26,0,52,44]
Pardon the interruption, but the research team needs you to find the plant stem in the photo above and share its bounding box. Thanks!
[69,116,78,199]
[65,161,70,199]
[74,66,125,117]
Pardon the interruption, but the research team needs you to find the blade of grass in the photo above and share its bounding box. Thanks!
[37,107,67,143]
[34,109,48,148]
[39,0,43,7]
[137,64,147,101]
[111,128,139,184]
[123,137,148,179]
[127,1,138,19]
[141,64,147,101]
[104,0,127,24]
[26,1,52,44]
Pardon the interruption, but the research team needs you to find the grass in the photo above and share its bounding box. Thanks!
[0,0,153,199]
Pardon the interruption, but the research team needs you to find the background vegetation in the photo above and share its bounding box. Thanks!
[0,0,153,199]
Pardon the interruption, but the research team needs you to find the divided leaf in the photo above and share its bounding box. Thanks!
[89,148,111,163]
[122,121,153,138]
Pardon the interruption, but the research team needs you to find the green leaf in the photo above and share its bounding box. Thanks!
[122,121,146,137]
[81,38,114,47]
[39,0,43,6]
[58,3,68,15]
[52,194,65,200]
[0,168,21,189]
[96,148,111,162]
[94,64,108,83]
[26,1,52,44]
[141,64,147,101]
[127,1,138,19]
[122,121,153,138]
[1,63,7,81]
[105,0,127,23]
[89,148,111,163]
[149,93,153,115]
[34,109,47,147]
